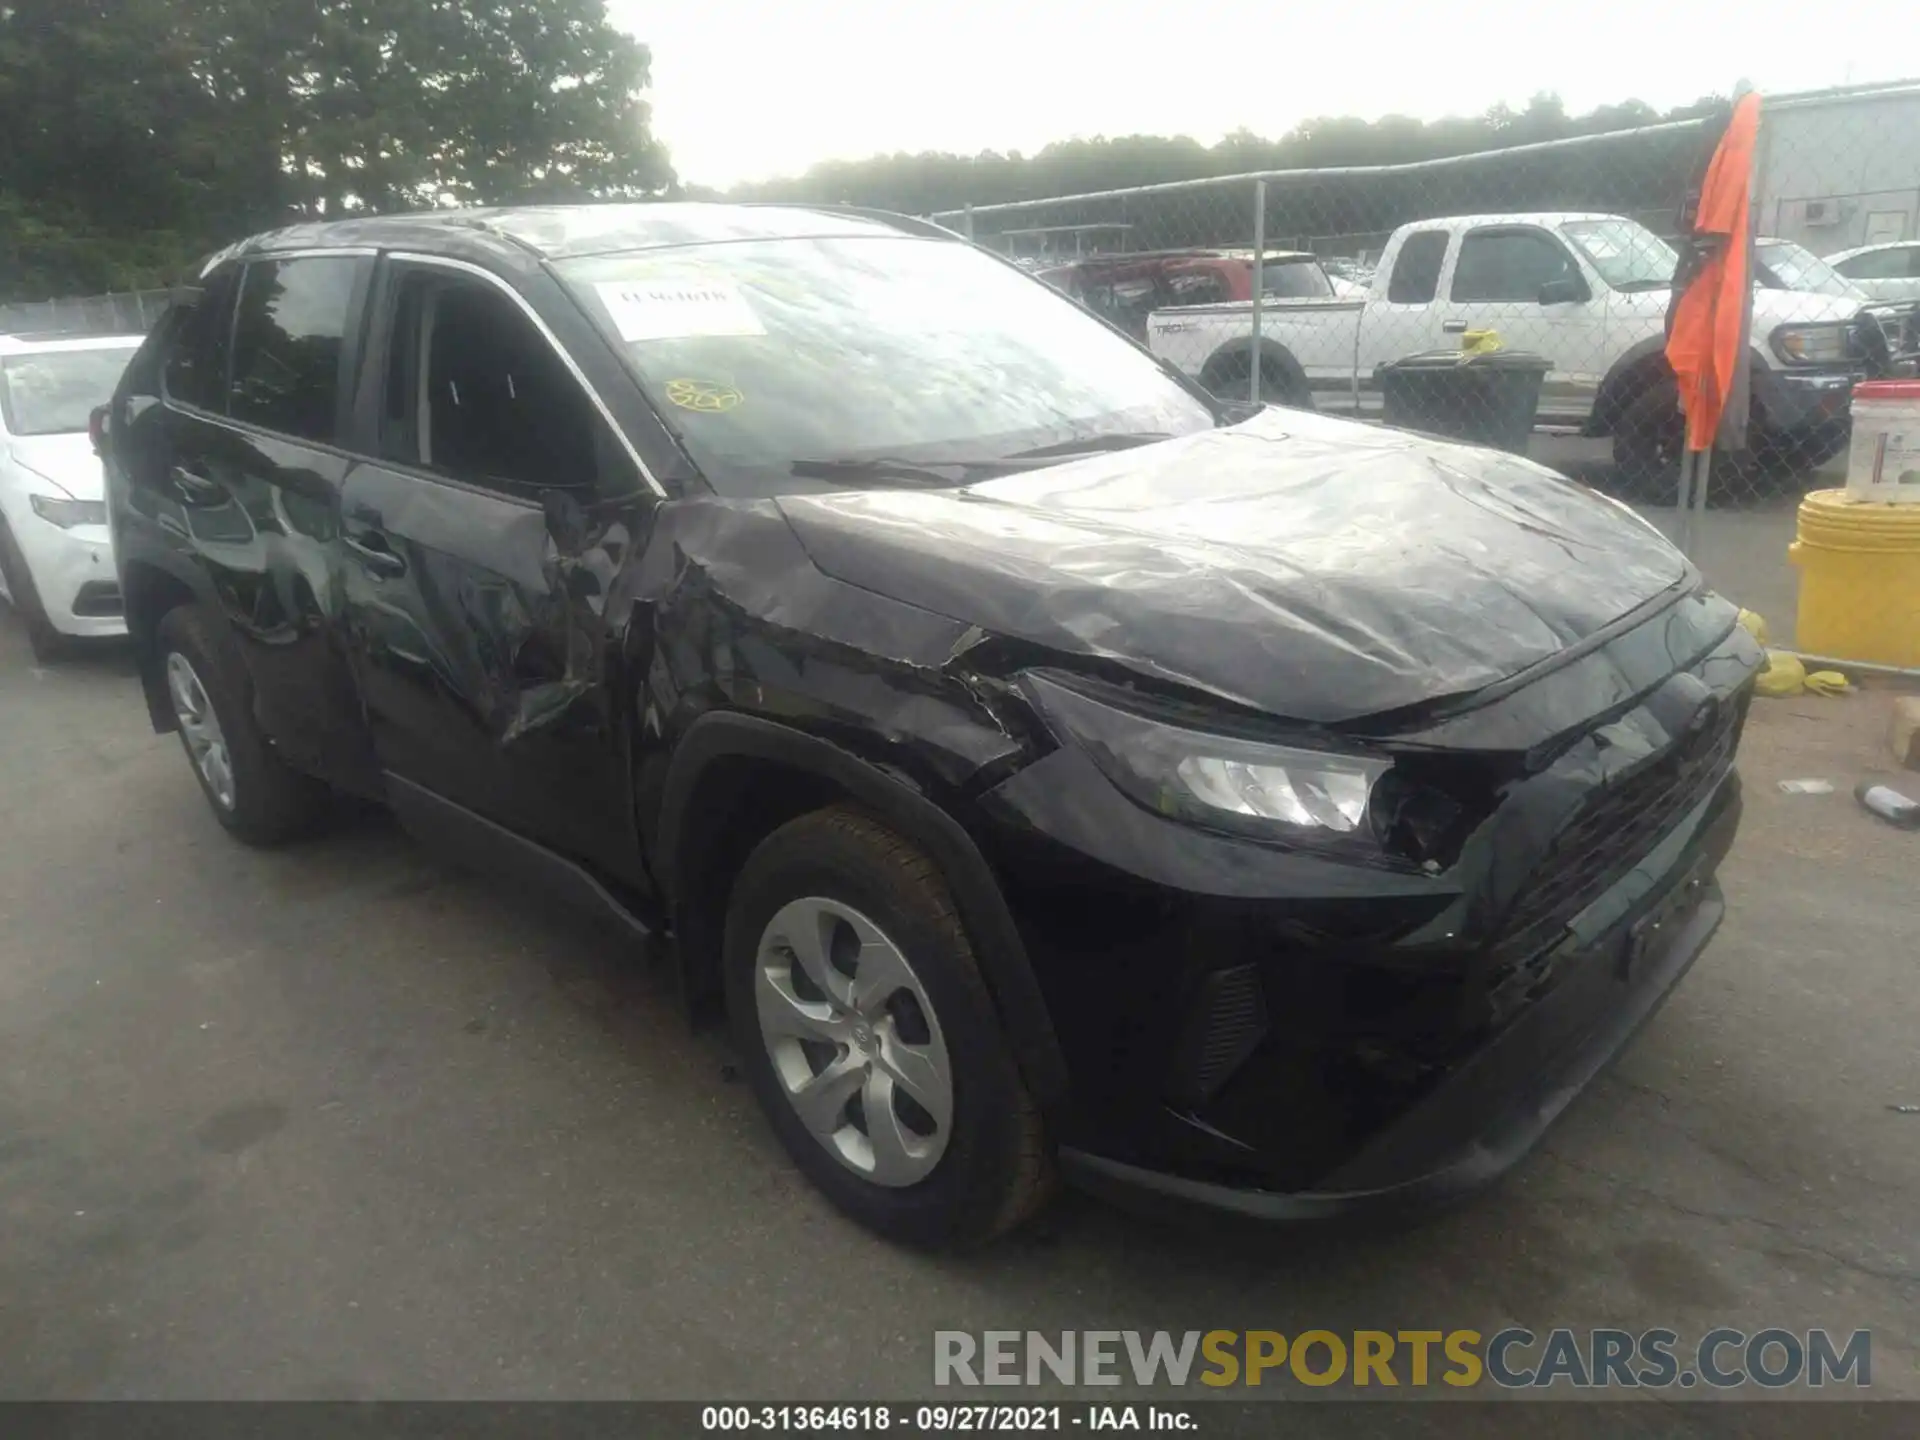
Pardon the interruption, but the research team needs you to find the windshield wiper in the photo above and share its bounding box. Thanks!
[1002,431,1172,459]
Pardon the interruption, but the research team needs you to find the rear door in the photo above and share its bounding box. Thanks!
[337,255,652,877]
[146,251,383,793]
[1435,225,1607,426]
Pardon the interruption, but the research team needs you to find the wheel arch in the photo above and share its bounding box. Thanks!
[120,557,204,732]
[1199,336,1312,404]
[653,711,1070,1117]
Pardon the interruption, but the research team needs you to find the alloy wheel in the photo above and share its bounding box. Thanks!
[753,897,954,1187]
[166,651,235,810]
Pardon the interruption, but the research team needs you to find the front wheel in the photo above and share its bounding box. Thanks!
[156,604,329,845]
[723,806,1052,1248]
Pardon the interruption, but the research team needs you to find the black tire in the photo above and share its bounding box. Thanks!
[1208,349,1315,411]
[0,518,70,662]
[1610,380,1687,501]
[722,805,1052,1248]
[155,603,329,845]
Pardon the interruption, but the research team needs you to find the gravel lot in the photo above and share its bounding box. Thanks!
[2,609,1916,1408]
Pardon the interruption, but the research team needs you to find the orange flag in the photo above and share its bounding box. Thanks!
[1666,93,1761,453]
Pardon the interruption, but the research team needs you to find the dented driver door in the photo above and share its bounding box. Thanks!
[335,255,647,877]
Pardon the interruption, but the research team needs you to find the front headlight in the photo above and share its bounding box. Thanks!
[28,494,108,529]
[1771,323,1854,366]
[1023,671,1391,845]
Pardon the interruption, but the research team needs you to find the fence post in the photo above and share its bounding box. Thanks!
[1249,179,1266,403]
[963,204,975,243]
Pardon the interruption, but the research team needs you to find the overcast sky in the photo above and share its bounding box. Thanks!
[607,1,1914,189]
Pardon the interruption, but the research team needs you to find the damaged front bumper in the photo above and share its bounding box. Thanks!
[1056,772,1739,1222]
[974,591,1759,1224]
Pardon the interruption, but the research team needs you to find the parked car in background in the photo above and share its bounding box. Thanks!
[0,332,141,658]
[1827,240,1920,305]
[1147,212,1892,478]
[1756,237,1919,365]
[106,203,1759,1247]
[1039,249,1343,339]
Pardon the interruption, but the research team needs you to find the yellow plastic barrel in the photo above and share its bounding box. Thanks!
[1788,489,1920,667]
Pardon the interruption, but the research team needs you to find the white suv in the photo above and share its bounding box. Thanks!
[0,332,142,658]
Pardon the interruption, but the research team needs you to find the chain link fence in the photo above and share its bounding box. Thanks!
[929,82,1920,666]
[0,288,173,338]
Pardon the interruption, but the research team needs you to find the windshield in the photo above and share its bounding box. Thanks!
[559,237,1218,498]
[1560,219,1678,291]
[1755,240,1864,299]
[1261,259,1335,299]
[0,347,136,436]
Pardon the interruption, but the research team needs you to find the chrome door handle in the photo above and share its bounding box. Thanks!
[1442,320,1468,334]
[344,531,407,578]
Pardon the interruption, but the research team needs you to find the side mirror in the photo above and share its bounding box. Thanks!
[1539,277,1588,305]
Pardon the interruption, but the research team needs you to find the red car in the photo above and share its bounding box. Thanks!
[1038,249,1340,339]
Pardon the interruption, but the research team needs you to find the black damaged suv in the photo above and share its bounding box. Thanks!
[103,205,1761,1246]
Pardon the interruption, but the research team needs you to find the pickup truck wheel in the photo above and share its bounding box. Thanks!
[1611,382,1687,500]
[722,805,1053,1248]
[156,604,329,845]
[1208,352,1314,411]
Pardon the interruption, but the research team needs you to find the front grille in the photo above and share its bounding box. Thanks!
[71,581,123,618]
[1865,304,1920,364]
[1492,694,1745,978]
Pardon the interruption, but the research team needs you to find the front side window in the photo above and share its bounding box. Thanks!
[228,256,364,443]
[1451,230,1579,303]
[559,236,1219,499]
[0,347,139,436]
[1560,219,1677,292]
[1386,232,1448,304]
[162,268,239,411]
[378,268,631,498]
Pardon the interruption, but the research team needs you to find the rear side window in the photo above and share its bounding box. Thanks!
[228,256,365,443]
[162,269,239,410]
[1167,271,1231,305]
[1451,229,1578,303]
[1836,246,1914,281]
[1387,232,1448,304]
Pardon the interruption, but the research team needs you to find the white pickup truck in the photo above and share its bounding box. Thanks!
[1146,212,1886,473]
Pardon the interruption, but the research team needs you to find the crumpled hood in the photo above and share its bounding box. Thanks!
[775,409,1690,723]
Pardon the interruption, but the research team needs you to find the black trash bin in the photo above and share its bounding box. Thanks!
[1377,349,1552,454]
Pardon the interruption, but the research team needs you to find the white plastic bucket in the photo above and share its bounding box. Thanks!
[1846,380,1920,503]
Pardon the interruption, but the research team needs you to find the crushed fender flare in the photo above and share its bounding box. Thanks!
[654,710,1071,1120]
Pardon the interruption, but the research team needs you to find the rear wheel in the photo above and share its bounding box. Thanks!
[1208,350,1314,411]
[156,604,328,844]
[723,806,1052,1247]
[0,519,70,662]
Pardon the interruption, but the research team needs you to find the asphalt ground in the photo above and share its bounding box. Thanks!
[1,607,1915,1412]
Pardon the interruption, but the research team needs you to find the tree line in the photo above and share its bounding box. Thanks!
[722,93,1728,233]
[2,3,1723,305]
[0,0,672,301]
